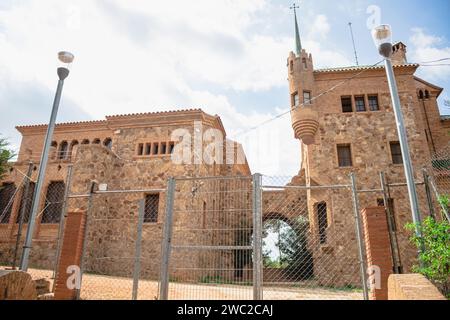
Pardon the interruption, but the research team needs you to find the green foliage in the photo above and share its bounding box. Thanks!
[0,137,15,181]
[405,199,450,297]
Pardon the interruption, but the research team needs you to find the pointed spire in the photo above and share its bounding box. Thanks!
[290,3,302,56]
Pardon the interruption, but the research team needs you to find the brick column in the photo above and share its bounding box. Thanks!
[361,207,393,300]
[54,211,86,300]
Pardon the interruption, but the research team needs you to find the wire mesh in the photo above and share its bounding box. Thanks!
[165,176,254,300]
[260,176,363,300]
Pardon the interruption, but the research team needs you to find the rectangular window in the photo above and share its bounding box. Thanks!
[303,91,312,105]
[144,194,159,223]
[355,96,366,112]
[337,144,352,167]
[152,143,159,155]
[292,92,300,108]
[145,143,151,156]
[390,142,403,164]
[377,198,397,232]
[161,142,167,155]
[169,142,175,154]
[316,202,328,244]
[368,95,380,111]
[137,143,144,156]
[341,96,353,113]
[17,182,36,223]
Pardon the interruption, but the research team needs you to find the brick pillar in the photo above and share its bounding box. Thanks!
[54,211,86,300]
[361,207,393,300]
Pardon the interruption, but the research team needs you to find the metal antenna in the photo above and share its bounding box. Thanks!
[348,22,359,66]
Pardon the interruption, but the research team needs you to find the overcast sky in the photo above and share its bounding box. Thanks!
[1,0,449,176]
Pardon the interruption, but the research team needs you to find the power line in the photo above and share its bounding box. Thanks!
[232,59,384,139]
[418,58,450,64]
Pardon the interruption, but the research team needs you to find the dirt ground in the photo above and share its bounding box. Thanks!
[4,267,362,300]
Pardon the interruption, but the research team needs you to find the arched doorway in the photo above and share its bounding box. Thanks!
[262,213,314,282]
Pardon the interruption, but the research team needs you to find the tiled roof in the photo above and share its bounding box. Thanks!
[105,108,203,119]
[441,115,450,121]
[314,63,419,73]
[16,119,107,129]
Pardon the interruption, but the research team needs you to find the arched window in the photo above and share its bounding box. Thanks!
[419,90,424,100]
[93,139,101,144]
[70,141,79,160]
[81,139,90,145]
[425,90,430,99]
[17,182,36,223]
[0,183,16,224]
[41,181,65,224]
[58,141,68,160]
[51,141,58,160]
[103,138,112,150]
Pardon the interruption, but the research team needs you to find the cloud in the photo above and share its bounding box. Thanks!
[409,28,450,81]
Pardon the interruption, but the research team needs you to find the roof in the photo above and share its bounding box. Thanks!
[16,108,225,133]
[314,63,419,74]
[441,115,450,121]
[414,76,444,97]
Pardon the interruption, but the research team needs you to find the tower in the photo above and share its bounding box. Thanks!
[288,5,319,146]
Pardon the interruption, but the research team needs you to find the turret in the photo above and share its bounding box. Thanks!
[288,7,319,146]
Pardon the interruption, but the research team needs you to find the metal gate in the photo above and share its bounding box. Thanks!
[158,173,368,300]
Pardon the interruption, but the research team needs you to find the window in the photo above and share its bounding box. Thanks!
[41,181,65,224]
[292,92,300,108]
[302,58,307,69]
[17,182,36,223]
[161,142,167,155]
[202,201,207,229]
[152,143,159,155]
[341,97,353,113]
[303,91,312,105]
[425,90,430,99]
[316,202,328,244]
[418,90,424,100]
[289,60,294,72]
[144,194,159,223]
[144,143,151,156]
[0,183,16,224]
[337,144,352,167]
[92,139,101,144]
[390,142,403,165]
[137,143,144,156]
[368,95,379,111]
[58,141,68,160]
[103,138,112,149]
[81,139,90,145]
[169,142,175,154]
[377,198,397,232]
[355,96,366,112]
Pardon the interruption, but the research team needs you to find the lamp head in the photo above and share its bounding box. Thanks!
[371,25,393,59]
[57,51,74,80]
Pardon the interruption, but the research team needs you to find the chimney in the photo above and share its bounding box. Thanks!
[391,42,408,65]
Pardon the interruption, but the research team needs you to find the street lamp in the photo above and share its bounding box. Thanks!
[372,25,423,256]
[20,51,75,271]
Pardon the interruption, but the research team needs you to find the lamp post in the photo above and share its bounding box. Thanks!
[371,25,423,255]
[20,51,75,271]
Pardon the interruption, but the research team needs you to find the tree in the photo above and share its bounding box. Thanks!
[406,196,450,298]
[0,137,14,181]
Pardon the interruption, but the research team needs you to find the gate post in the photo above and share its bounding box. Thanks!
[132,199,145,300]
[350,173,369,300]
[159,177,175,300]
[252,173,263,300]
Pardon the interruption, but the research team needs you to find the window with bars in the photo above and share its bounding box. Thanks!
[316,202,328,244]
[337,144,352,167]
[16,182,36,224]
[341,96,353,113]
[390,142,403,164]
[355,96,366,112]
[0,183,16,224]
[368,95,380,111]
[144,194,159,223]
[41,181,65,224]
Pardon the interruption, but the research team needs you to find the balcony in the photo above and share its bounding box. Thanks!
[290,105,319,145]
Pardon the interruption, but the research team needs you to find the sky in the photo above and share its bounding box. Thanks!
[1,0,449,176]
